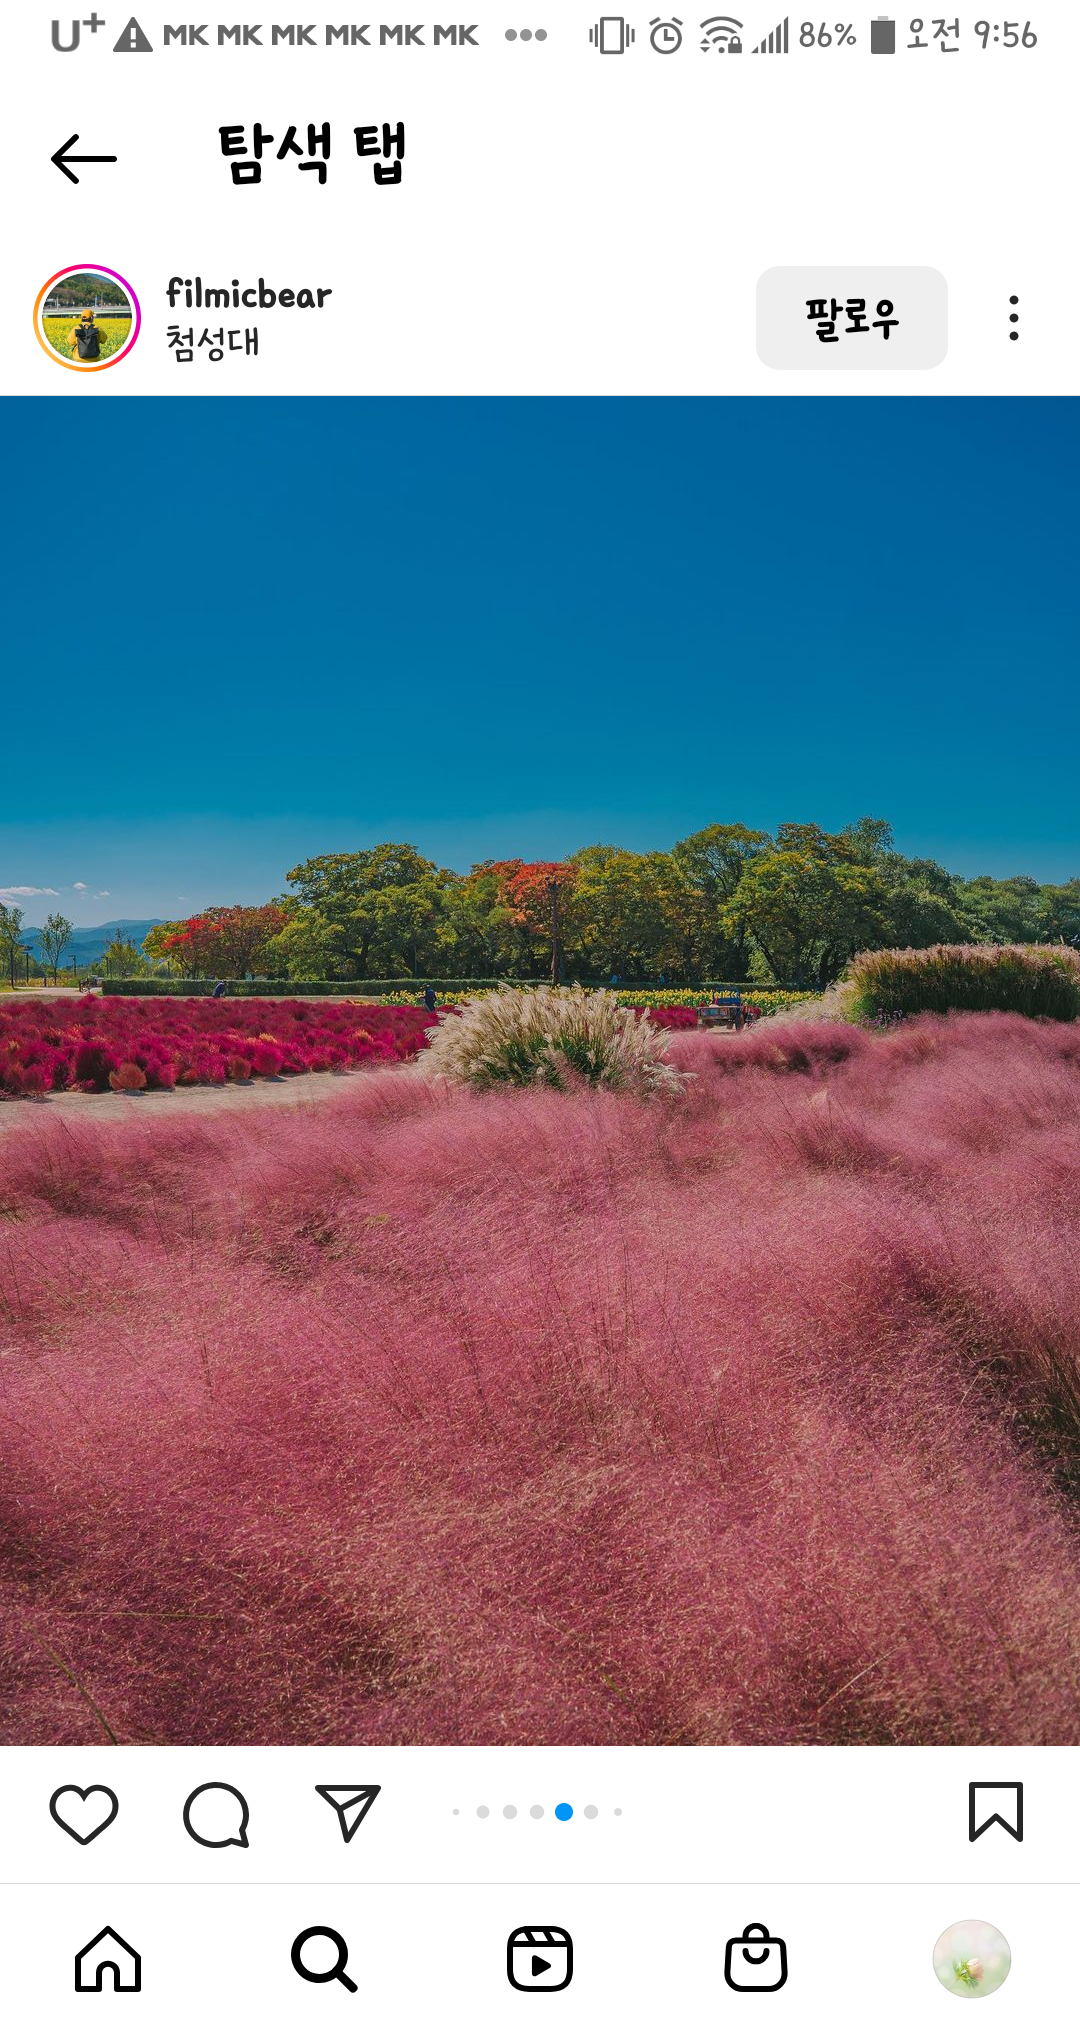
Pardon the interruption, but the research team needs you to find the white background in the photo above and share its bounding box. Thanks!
[1,1747,1073,2028]
[2,4,1073,392]
[2,1746,1054,1887]
[3,15,1078,2025]
[3,1881,1070,2029]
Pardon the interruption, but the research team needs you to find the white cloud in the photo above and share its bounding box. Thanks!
[72,881,88,892]
[95,890,111,899]
[0,884,60,901]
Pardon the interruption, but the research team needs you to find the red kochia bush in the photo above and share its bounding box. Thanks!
[108,1062,147,1094]
[632,1004,699,1030]
[0,996,437,1096]
[3,1011,1080,1747]
[73,1038,120,1089]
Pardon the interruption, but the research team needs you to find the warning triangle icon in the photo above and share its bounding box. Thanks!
[113,16,153,50]
[315,1784,382,1843]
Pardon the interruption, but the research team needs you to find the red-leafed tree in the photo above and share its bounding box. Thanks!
[162,903,287,979]
[489,860,578,982]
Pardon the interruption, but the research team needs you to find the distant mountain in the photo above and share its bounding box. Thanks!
[22,920,163,968]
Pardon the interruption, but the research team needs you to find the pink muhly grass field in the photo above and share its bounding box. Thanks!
[3,1009,1080,1746]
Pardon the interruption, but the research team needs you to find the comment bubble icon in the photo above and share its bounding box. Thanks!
[182,1782,250,1849]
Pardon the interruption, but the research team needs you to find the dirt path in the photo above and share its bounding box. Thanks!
[0,1068,376,1134]
[0,985,92,1000]
[757,984,854,1026]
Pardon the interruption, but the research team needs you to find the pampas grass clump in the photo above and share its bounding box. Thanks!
[423,983,687,1097]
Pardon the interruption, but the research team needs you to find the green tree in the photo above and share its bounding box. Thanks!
[0,903,26,988]
[570,846,709,979]
[672,823,772,975]
[92,933,146,978]
[442,865,517,976]
[673,821,772,897]
[955,873,1043,944]
[368,869,460,977]
[1037,878,1080,946]
[263,903,340,981]
[284,846,449,977]
[838,815,895,864]
[725,827,886,985]
[873,854,974,949]
[39,911,74,984]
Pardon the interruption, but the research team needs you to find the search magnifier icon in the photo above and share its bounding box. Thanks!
[291,1926,358,1993]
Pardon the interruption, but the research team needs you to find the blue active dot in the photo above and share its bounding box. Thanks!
[554,1802,573,1821]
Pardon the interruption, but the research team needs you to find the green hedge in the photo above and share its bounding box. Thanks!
[99,977,520,997]
[100,975,786,1000]
[849,944,1080,1022]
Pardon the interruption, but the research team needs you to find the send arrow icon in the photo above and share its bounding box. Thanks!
[315,1784,382,1843]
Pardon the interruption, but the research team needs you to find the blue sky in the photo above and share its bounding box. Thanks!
[4,396,1078,920]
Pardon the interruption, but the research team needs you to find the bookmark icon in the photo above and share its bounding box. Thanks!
[968,1782,1023,1843]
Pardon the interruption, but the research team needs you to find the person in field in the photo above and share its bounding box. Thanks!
[69,310,102,363]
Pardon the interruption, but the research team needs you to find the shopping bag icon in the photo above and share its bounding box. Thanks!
[724,1921,788,1991]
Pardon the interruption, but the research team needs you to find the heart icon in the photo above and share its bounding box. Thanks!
[49,1784,119,1845]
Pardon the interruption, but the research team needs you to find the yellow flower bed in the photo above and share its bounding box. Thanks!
[370,985,820,1017]
[42,316,132,362]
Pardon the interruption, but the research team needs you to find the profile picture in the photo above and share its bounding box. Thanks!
[34,265,141,371]
[932,1918,1012,1998]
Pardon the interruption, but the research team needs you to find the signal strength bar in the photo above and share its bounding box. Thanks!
[752,13,788,50]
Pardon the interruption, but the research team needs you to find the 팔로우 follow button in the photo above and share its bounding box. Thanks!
[757,268,948,368]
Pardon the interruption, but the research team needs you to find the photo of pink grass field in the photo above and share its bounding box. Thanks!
[4,393,1080,1748]
[5,1000,1080,1746]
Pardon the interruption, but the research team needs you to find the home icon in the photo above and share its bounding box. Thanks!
[75,1925,142,1993]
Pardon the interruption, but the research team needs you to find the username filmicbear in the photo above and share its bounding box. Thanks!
[166,278,331,310]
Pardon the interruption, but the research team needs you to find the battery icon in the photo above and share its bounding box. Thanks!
[870,15,895,52]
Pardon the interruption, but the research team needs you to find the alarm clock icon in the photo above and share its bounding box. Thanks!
[650,15,684,50]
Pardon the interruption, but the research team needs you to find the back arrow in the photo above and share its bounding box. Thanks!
[51,134,118,185]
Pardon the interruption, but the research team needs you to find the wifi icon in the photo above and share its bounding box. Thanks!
[699,13,743,50]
